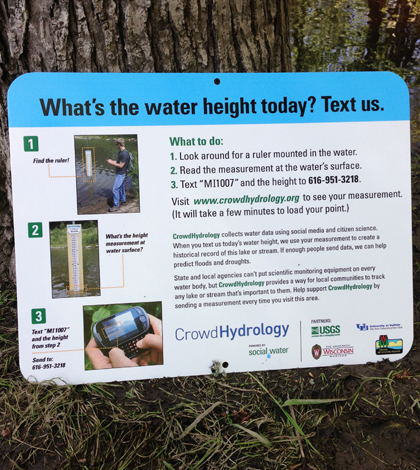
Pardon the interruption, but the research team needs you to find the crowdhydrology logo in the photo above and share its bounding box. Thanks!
[175,323,289,341]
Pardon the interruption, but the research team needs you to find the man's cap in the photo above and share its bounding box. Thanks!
[116,138,125,146]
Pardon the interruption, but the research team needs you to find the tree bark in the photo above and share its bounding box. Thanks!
[0,0,291,285]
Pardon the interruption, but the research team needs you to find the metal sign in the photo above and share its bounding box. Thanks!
[9,72,412,385]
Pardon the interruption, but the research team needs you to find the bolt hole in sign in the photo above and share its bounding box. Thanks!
[8,72,412,385]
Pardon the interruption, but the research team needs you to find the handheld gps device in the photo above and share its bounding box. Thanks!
[92,306,151,359]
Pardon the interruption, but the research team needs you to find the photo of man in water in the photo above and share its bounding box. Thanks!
[74,134,139,215]
[107,138,129,212]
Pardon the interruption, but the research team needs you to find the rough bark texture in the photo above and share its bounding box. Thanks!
[0,0,291,285]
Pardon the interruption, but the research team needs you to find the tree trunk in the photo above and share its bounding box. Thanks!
[0,0,291,285]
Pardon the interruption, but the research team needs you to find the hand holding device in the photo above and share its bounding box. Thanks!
[135,315,163,366]
[92,306,150,359]
[86,309,163,369]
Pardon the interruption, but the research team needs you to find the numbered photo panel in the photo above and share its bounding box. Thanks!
[49,220,100,299]
[74,134,139,215]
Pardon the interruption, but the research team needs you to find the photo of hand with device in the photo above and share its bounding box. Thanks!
[83,302,163,370]
[135,315,163,366]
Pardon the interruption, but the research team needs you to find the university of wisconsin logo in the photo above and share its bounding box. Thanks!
[312,344,322,360]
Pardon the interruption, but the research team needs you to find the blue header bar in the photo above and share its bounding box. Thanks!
[8,72,409,127]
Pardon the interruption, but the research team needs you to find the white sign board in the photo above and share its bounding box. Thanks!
[8,72,412,384]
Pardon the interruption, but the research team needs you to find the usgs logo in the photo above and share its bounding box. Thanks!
[311,325,340,337]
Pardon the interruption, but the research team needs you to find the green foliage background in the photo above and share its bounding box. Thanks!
[50,221,98,247]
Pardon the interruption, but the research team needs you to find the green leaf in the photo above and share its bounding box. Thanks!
[282,398,346,406]
[232,423,272,448]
